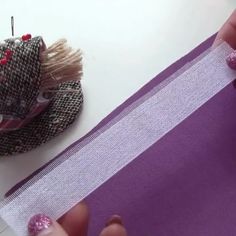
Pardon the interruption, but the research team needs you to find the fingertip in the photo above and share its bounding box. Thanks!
[28,214,68,236]
[212,38,224,49]
[213,9,236,49]
[99,224,128,236]
[58,201,89,236]
[105,215,123,227]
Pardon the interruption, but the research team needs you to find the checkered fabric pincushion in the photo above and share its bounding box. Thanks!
[0,36,83,157]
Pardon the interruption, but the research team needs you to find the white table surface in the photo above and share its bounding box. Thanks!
[0,0,235,235]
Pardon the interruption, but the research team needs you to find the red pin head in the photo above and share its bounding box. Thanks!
[0,58,8,65]
[5,49,13,59]
[22,34,32,41]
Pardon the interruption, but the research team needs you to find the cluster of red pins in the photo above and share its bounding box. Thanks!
[0,49,13,65]
[0,33,32,66]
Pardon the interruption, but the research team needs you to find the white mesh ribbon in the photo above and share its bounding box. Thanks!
[0,43,236,236]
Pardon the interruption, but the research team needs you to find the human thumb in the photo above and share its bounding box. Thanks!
[28,214,68,236]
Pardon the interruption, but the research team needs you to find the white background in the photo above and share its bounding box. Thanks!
[0,0,235,235]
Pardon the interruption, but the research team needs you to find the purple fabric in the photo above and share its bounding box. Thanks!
[85,37,236,235]
[87,82,236,236]
[9,34,236,236]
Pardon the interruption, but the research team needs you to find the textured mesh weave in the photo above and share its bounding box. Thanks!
[0,81,83,156]
[0,37,42,118]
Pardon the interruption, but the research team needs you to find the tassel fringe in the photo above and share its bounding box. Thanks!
[40,39,83,90]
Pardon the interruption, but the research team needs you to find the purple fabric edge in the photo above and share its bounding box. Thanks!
[5,34,216,197]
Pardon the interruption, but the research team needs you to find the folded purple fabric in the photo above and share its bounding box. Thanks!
[8,34,236,236]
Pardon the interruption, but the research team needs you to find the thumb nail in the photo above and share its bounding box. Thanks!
[28,214,53,236]
[212,38,224,49]
[105,215,123,227]
[226,50,236,70]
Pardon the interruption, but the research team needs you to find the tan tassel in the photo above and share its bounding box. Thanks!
[40,39,83,90]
